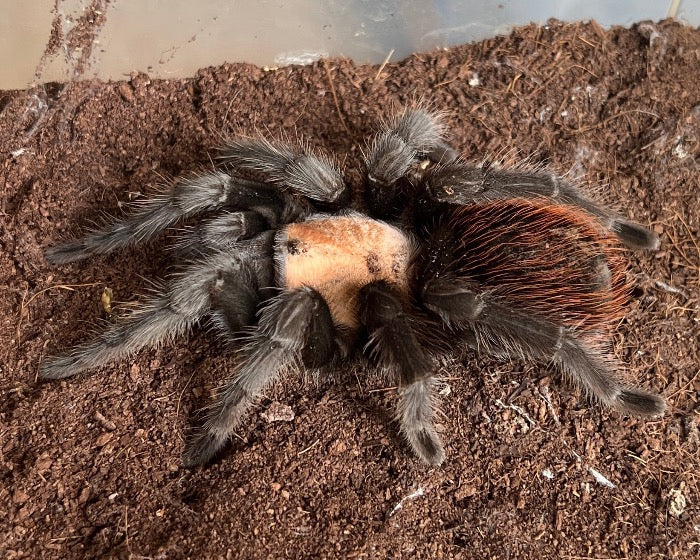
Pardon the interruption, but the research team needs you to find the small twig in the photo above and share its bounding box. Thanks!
[576,35,599,50]
[575,109,661,133]
[565,64,599,79]
[16,282,101,345]
[562,556,626,560]
[297,439,320,456]
[367,386,397,394]
[24,282,101,308]
[504,73,522,93]
[323,61,349,133]
[353,369,365,395]
[434,77,457,88]
[495,398,537,427]
[387,486,425,518]
[151,392,177,402]
[507,378,529,402]
[123,506,130,553]
[668,0,681,18]
[463,113,499,137]
[653,279,690,298]
[374,48,395,81]
[538,385,560,425]
[290,95,310,127]
[48,535,82,543]
[665,369,700,402]
[176,369,199,421]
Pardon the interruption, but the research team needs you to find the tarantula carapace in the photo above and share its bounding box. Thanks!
[41,108,665,466]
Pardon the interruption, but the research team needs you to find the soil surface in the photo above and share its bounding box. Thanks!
[1,20,699,560]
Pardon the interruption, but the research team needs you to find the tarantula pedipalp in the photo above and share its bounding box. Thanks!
[41,108,665,467]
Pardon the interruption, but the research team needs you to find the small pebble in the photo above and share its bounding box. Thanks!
[262,402,295,423]
[13,489,29,505]
[117,83,135,103]
[95,432,113,447]
[94,411,116,431]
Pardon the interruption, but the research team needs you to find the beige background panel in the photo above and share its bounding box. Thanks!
[0,0,55,88]
[1,0,697,89]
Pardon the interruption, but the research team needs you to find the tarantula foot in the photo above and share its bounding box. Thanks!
[407,428,445,466]
[616,388,666,417]
[182,431,228,468]
[611,219,661,251]
[425,140,459,165]
[45,239,90,265]
[398,380,445,465]
[40,354,82,380]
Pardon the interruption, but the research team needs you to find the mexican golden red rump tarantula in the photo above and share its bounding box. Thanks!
[42,108,665,466]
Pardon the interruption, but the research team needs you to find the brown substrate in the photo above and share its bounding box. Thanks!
[1,19,699,560]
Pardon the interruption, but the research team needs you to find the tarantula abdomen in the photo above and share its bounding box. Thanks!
[418,199,629,331]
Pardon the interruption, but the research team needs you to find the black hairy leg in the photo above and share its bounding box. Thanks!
[422,277,665,416]
[209,264,264,338]
[41,251,260,379]
[184,287,341,467]
[359,280,444,465]
[46,138,348,265]
[45,170,236,264]
[45,173,299,265]
[217,137,348,206]
[173,210,268,260]
[364,108,457,217]
[41,232,274,380]
[365,108,458,187]
[423,161,659,250]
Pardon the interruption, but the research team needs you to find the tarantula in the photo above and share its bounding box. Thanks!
[41,108,665,466]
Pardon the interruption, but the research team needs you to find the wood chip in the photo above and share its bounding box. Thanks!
[94,411,116,431]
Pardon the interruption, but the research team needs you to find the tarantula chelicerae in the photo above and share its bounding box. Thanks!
[42,108,665,466]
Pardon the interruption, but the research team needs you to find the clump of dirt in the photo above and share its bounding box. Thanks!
[1,19,698,560]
